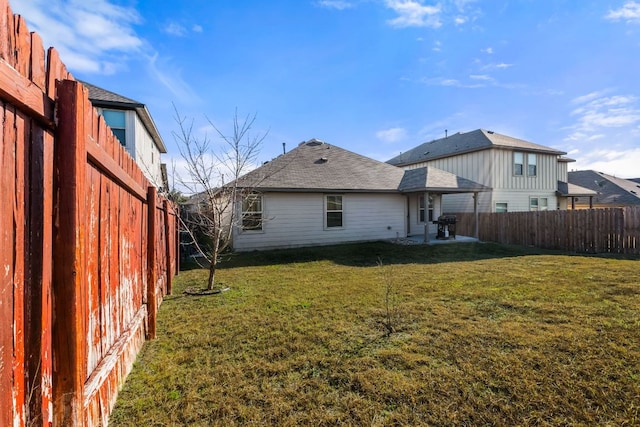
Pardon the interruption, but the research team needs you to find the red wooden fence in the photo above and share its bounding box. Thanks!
[454,206,640,255]
[0,1,178,425]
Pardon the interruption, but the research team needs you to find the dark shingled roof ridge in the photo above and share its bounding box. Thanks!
[387,129,566,166]
[568,170,640,205]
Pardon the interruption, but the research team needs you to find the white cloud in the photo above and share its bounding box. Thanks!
[12,0,143,74]
[316,0,354,10]
[454,16,467,25]
[482,47,494,54]
[564,91,640,178]
[568,93,640,134]
[469,74,492,81]
[385,0,442,28]
[572,147,640,178]
[376,127,407,143]
[605,1,640,24]
[164,22,188,37]
[192,24,204,33]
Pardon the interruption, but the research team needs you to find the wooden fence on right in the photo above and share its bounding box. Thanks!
[454,206,640,255]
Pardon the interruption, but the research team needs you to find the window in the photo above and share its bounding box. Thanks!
[495,202,508,213]
[241,194,263,231]
[102,110,127,146]
[514,152,524,176]
[418,195,434,222]
[325,195,343,228]
[528,153,537,176]
[530,197,548,211]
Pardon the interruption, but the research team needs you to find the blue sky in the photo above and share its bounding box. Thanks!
[13,0,640,181]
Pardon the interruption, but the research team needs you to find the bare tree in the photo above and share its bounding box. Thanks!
[173,108,267,291]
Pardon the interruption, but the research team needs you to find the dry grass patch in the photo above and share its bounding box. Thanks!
[110,242,640,426]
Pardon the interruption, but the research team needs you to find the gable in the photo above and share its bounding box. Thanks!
[387,129,565,167]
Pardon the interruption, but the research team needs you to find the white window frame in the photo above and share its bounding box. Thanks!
[101,109,127,147]
[418,195,434,223]
[495,202,508,213]
[527,153,537,177]
[324,194,343,229]
[241,194,263,231]
[530,197,548,211]
[514,152,524,176]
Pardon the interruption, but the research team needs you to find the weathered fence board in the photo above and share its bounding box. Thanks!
[0,1,179,425]
[454,207,640,255]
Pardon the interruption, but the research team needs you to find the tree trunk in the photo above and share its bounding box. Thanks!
[207,258,216,290]
[207,232,221,290]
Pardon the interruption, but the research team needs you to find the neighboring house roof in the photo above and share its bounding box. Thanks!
[80,81,167,153]
[399,167,491,193]
[386,129,566,166]
[568,170,640,205]
[556,181,597,197]
[233,139,486,194]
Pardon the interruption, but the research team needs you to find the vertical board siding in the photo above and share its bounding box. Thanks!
[454,207,640,255]
[0,1,180,425]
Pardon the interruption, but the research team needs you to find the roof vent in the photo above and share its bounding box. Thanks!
[306,138,325,146]
[487,130,494,134]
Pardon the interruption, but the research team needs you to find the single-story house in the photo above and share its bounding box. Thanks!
[229,139,489,251]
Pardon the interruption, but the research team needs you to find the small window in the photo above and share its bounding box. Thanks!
[528,153,537,176]
[530,197,548,211]
[102,110,127,146]
[495,202,508,213]
[539,197,548,211]
[241,194,263,231]
[418,195,434,222]
[514,152,524,176]
[325,195,343,228]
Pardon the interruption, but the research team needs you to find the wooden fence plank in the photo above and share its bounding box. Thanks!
[1,102,16,427]
[147,186,157,339]
[13,107,27,427]
[52,79,88,427]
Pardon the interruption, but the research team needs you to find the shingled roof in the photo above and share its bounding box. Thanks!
[387,129,566,166]
[232,139,487,194]
[236,139,406,192]
[80,81,167,153]
[398,167,490,193]
[568,170,640,205]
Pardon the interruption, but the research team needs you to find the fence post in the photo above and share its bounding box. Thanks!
[147,186,157,339]
[164,199,173,295]
[52,79,88,427]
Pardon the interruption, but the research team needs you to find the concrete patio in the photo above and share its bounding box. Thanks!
[391,234,479,245]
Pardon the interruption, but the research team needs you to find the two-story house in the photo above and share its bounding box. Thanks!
[387,129,594,215]
[80,81,168,189]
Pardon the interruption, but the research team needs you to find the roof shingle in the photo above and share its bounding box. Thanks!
[387,129,566,166]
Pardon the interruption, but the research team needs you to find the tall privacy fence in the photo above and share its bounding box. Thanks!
[454,206,640,255]
[0,1,179,426]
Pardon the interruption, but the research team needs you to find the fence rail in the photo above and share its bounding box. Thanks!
[0,1,178,425]
[454,207,640,255]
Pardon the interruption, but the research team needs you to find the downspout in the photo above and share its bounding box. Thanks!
[474,192,479,240]
[424,191,430,244]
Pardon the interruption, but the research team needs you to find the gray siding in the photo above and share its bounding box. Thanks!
[233,192,407,251]
[404,147,562,213]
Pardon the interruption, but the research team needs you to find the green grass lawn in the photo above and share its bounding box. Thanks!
[110,242,640,426]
